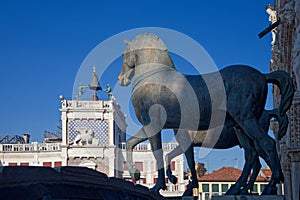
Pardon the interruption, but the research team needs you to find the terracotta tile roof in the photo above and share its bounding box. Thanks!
[260,168,272,178]
[198,167,269,182]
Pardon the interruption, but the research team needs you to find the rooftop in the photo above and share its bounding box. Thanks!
[198,167,271,182]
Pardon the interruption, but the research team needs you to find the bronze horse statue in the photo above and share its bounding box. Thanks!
[165,108,288,196]
[118,33,294,195]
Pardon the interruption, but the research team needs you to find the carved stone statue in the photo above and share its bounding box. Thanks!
[102,84,113,100]
[266,4,278,46]
[280,1,295,24]
[76,83,85,100]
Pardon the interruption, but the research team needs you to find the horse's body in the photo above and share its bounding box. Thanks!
[118,33,294,195]
[131,65,266,130]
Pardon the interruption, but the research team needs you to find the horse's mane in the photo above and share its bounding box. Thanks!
[124,33,168,54]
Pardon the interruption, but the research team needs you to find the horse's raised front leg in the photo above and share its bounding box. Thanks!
[126,128,148,181]
[148,131,167,193]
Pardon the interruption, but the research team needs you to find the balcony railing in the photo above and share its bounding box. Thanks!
[0,143,61,152]
[119,142,178,152]
[61,100,113,110]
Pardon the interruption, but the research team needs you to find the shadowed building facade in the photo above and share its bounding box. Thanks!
[269,1,300,199]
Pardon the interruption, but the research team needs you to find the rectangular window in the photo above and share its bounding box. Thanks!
[221,184,228,192]
[136,179,144,184]
[212,184,219,192]
[43,162,52,167]
[8,163,17,166]
[260,184,266,193]
[20,162,29,166]
[170,161,175,171]
[202,184,209,192]
[253,184,258,193]
[134,162,143,171]
[123,162,128,171]
[54,161,62,167]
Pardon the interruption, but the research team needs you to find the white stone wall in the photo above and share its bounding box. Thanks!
[0,143,62,167]
[120,142,185,195]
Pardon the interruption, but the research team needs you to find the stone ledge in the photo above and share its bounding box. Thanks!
[212,195,285,200]
[0,166,166,200]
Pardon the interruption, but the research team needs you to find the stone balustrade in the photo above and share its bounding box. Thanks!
[61,100,113,110]
[119,142,178,152]
[0,142,61,152]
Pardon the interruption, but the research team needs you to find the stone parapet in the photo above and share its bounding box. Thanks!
[212,195,285,200]
[0,166,165,200]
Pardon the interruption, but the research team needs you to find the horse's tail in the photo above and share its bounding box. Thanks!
[265,108,289,140]
[264,70,295,116]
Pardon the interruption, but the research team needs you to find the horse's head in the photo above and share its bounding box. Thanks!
[118,40,136,86]
[118,33,169,86]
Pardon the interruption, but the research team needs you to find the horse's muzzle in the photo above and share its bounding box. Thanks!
[118,74,131,86]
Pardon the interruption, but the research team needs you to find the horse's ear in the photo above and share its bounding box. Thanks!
[124,39,131,45]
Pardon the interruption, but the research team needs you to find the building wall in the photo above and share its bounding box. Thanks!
[119,142,185,196]
[0,99,186,196]
[60,99,125,177]
[0,143,62,167]
[198,181,268,200]
[271,1,300,199]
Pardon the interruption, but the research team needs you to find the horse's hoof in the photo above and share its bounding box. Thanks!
[182,181,198,196]
[129,169,140,181]
[150,183,166,193]
[261,185,277,195]
[240,187,250,195]
[280,171,285,183]
[169,175,178,184]
[225,185,240,195]
[182,184,193,196]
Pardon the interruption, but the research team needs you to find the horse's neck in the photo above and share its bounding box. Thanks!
[132,62,175,92]
[135,63,173,75]
[135,50,175,74]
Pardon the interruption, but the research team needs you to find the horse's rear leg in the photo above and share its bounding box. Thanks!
[226,128,259,195]
[235,128,262,195]
[241,154,261,194]
[253,138,283,195]
[235,117,282,195]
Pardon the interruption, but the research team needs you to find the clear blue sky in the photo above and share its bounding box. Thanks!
[0,0,274,172]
